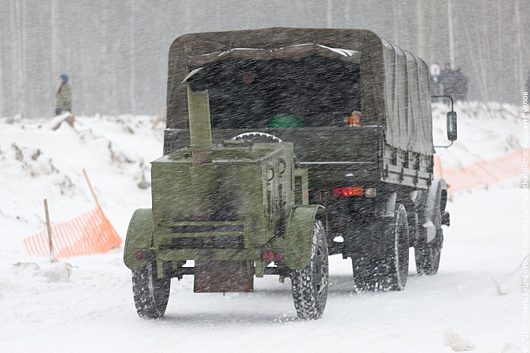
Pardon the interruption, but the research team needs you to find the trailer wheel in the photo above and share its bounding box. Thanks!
[291,220,329,320]
[378,204,410,291]
[132,262,171,319]
[415,216,443,275]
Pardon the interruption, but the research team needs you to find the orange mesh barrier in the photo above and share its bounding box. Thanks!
[433,154,444,179]
[23,207,122,258]
[434,149,528,192]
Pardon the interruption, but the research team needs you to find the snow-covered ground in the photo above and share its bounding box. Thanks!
[0,102,526,353]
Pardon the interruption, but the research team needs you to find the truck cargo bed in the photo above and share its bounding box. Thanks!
[163,126,433,189]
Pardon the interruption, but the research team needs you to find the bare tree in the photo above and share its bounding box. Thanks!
[514,0,524,93]
[326,0,333,28]
[415,0,425,58]
[129,0,136,115]
[446,0,455,69]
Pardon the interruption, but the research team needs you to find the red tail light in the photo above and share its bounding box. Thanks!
[261,250,274,262]
[332,186,364,197]
[261,250,284,263]
[274,252,284,262]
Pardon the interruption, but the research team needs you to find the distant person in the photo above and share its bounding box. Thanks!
[55,74,72,115]
[429,63,443,96]
[438,62,453,88]
[452,68,468,101]
[439,63,468,101]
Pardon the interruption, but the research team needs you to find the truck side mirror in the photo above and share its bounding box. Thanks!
[446,111,457,141]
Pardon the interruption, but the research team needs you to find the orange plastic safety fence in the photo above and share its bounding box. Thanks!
[23,207,122,258]
[434,149,528,192]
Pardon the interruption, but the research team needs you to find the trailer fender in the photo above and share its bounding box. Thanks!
[123,209,154,270]
[421,178,448,243]
[274,205,326,270]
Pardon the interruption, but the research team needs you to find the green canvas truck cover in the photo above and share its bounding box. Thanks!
[166,27,434,156]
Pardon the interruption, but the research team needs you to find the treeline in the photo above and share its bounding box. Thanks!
[0,0,528,117]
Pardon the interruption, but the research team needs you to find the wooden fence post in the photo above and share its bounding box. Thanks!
[82,169,102,210]
[43,199,56,262]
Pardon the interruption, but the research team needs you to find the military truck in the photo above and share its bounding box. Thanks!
[124,28,457,320]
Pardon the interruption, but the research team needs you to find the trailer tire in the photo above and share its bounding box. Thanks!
[378,204,410,291]
[291,220,329,320]
[132,262,171,319]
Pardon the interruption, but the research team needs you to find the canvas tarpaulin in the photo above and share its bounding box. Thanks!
[166,27,434,156]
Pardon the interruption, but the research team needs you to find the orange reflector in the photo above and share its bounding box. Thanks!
[332,186,364,197]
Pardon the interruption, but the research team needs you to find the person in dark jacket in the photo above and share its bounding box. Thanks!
[438,63,468,101]
[55,74,72,115]
[451,68,468,101]
[437,63,452,86]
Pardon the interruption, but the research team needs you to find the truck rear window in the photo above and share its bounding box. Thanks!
[188,56,361,128]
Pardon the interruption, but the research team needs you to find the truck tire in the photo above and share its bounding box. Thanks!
[415,216,443,275]
[378,204,410,291]
[290,220,329,320]
[416,179,447,275]
[132,262,171,319]
[351,255,378,292]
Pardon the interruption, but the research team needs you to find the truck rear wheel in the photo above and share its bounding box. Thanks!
[378,204,410,291]
[416,180,447,275]
[415,225,443,275]
[290,220,329,320]
[351,255,378,292]
[132,263,171,319]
